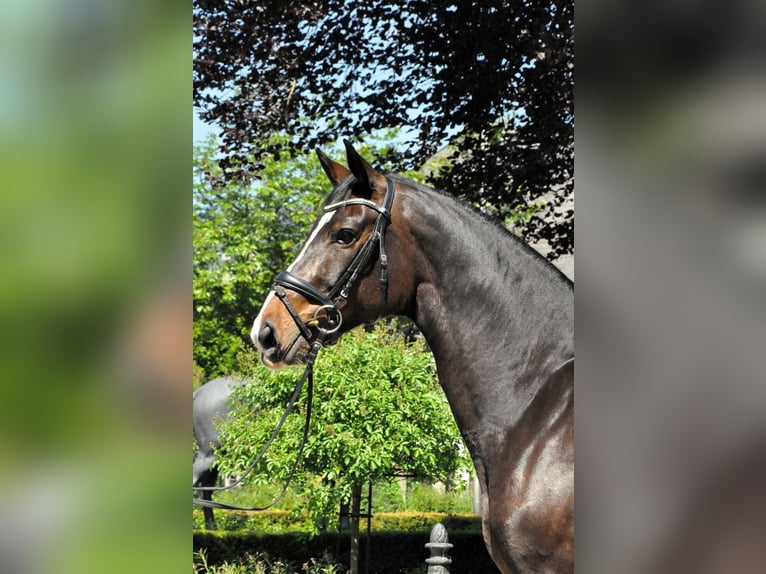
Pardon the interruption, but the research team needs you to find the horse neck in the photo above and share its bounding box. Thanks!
[399,188,574,442]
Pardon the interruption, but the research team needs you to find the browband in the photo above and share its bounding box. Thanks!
[324,198,391,220]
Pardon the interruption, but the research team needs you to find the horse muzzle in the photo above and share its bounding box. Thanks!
[252,299,343,369]
[255,319,282,364]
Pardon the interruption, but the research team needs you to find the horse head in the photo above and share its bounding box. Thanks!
[251,142,413,369]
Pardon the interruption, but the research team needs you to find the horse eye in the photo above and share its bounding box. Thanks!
[334,229,355,245]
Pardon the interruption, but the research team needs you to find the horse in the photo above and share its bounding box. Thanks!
[250,142,574,573]
[193,377,237,529]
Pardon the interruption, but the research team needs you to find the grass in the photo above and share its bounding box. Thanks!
[197,478,473,513]
[193,479,475,532]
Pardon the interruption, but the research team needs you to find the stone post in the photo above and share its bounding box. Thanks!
[425,523,453,574]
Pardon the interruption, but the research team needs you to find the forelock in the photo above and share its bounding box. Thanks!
[323,176,355,207]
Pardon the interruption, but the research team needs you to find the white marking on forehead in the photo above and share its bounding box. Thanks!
[251,210,335,347]
[287,210,335,272]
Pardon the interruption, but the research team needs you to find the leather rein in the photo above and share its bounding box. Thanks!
[193,176,395,513]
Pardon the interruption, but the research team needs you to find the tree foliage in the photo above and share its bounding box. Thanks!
[215,324,471,531]
[193,0,573,259]
[193,133,326,376]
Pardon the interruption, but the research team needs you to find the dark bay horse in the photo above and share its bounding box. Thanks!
[251,142,574,573]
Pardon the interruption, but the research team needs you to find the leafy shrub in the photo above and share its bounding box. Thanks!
[215,325,471,532]
[193,509,481,536]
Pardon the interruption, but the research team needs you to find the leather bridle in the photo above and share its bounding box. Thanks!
[272,175,396,342]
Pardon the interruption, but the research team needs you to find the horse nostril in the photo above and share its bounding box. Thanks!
[258,321,279,351]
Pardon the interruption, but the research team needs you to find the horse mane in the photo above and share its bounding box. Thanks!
[319,171,571,287]
[387,174,573,287]
[322,175,358,206]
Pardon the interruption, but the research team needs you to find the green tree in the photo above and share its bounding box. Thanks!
[193,0,573,259]
[193,132,326,377]
[215,324,471,571]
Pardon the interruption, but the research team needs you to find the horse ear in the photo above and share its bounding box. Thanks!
[344,140,384,199]
[316,148,351,186]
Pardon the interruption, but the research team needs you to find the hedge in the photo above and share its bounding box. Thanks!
[193,510,483,535]
[193,530,501,574]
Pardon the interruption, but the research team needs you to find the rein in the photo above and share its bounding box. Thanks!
[193,177,396,513]
[192,333,323,512]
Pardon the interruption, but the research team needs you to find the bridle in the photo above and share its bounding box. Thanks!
[192,176,395,513]
[272,175,396,341]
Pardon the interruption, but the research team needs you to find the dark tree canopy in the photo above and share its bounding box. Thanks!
[193,0,573,258]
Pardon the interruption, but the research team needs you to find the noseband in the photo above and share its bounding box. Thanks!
[272,176,396,343]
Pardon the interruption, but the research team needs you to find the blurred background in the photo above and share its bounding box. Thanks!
[0,0,188,572]
[577,0,766,571]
